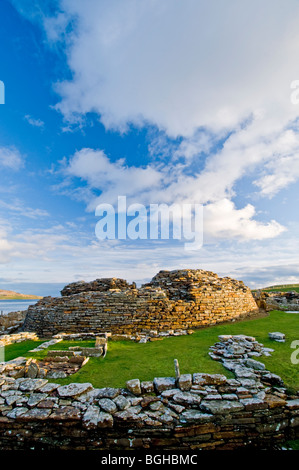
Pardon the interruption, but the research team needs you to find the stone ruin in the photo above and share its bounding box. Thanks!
[0,333,108,380]
[21,269,259,338]
[254,290,299,312]
[0,334,298,450]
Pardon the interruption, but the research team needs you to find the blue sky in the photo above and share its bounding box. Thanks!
[0,0,299,296]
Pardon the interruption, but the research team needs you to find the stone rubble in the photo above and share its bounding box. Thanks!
[0,332,39,348]
[254,290,299,311]
[0,334,107,380]
[268,332,286,343]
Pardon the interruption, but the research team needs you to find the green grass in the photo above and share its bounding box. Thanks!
[254,284,299,294]
[3,311,299,393]
[283,440,299,450]
[4,340,45,362]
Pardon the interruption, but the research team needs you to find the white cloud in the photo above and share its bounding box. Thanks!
[203,199,285,241]
[34,0,299,204]
[64,147,163,210]
[8,0,299,286]
[42,0,299,137]
[0,221,71,265]
[61,145,287,242]
[253,129,299,196]
[0,200,49,219]
[24,114,45,128]
[0,146,23,170]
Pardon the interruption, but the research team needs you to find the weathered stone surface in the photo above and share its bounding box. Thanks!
[177,374,192,391]
[240,398,268,410]
[27,393,47,408]
[19,379,48,392]
[47,370,68,379]
[49,406,81,421]
[37,399,57,409]
[172,391,202,406]
[193,373,227,386]
[98,398,117,414]
[38,383,60,393]
[96,388,121,399]
[179,410,214,423]
[268,332,286,342]
[6,407,28,419]
[126,379,141,396]
[153,377,176,393]
[114,408,141,422]
[264,395,287,409]
[57,383,93,398]
[141,381,154,394]
[19,408,52,421]
[286,399,299,410]
[244,359,266,370]
[200,400,244,414]
[113,395,131,411]
[25,361,39,379]
[82,405,101,430]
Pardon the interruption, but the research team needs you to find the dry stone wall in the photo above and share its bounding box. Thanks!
[0,335,298,450]
[22,269,259,337]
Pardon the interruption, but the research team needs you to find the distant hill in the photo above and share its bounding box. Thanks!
[253,284,299,294]
[0,289,42,300]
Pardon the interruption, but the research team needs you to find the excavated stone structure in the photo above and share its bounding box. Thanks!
[0,335,298,450]
[22,269,259,337]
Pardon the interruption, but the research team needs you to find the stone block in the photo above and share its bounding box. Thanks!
[177,374,192,391]
[153,377,176,393]
[126,379,141,396]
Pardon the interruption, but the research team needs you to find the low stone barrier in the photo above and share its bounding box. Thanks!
[0,335,298,450]
[0,332,39,348]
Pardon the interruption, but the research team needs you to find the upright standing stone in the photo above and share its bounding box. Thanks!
[174,359,180,379]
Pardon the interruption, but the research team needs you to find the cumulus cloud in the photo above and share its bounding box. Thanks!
[9,0,299,277]
[60,145,286,242]
[63,147,163,210]
[32,1,299,214]
[39,0,299,137]
[203,199,285,241]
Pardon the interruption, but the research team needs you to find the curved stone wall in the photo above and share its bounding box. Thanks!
[22,269,259,338]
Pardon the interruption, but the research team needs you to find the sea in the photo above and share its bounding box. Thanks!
[0,299,39,316]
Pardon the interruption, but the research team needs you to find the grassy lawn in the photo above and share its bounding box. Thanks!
[3,310,298,393]
[4,340,44,362]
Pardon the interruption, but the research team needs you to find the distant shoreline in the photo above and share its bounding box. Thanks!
[0,289,42,301]
[0,297,42,300]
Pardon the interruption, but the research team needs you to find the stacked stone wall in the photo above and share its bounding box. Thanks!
[22,269,259,337]
[0,335,298,450]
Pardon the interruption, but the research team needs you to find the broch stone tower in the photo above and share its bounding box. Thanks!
[22,269,259,337]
